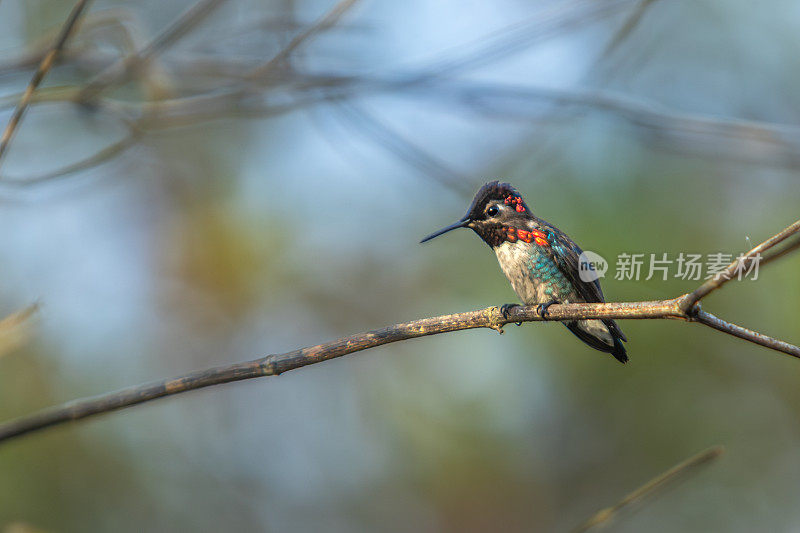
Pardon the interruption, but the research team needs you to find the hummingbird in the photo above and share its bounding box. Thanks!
[421,181,628,363]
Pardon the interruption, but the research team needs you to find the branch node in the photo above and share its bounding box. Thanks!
[259,356,280,376]
[488,307,506,334]
[685,301,702,322]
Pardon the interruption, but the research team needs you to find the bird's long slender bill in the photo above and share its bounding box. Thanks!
[420,217,470,243]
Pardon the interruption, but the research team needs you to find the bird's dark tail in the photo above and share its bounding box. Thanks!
[565,319,628,363]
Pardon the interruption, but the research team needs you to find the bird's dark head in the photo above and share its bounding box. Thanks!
[420,181,532,247]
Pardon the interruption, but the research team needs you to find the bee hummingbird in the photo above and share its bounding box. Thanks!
[421,181,628,363]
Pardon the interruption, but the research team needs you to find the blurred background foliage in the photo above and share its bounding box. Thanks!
[0,0,799,531]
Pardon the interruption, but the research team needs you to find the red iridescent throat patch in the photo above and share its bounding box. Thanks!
[504,227,549,246]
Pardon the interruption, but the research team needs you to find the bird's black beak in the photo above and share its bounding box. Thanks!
[420,216,470,243]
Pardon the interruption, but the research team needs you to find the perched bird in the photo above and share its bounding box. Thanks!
[421,181,628,363]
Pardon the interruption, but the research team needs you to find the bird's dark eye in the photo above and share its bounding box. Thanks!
[487,205,499,217]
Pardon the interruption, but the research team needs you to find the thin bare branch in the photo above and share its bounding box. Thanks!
[0,86,140,185]
[679,218,800,312]
[0,285,797,446]
[8,73,800,183]
[7,0,800,183]
[0,0,93,169]
[692,310,800,357]
[597,0,660,65]
[246,0,360,81]
[761,235,800,267]
[77,0,228,103]
[0,133,140,187]
[0,298,678,444]
[418,82,800,156]
[398,0,638,84]
[572,446,724,533]
[327,99,472,193]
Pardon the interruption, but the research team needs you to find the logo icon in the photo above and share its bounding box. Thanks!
[579,251,608,282]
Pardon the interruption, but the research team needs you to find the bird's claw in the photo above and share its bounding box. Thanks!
[536,300,559,318]
[500,303,519,320]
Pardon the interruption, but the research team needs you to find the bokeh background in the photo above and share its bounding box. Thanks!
[0,0,799,531]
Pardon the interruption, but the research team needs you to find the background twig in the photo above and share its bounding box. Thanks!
[76,0,228,104]
[0,0,93,169]
[572,446,725,533]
